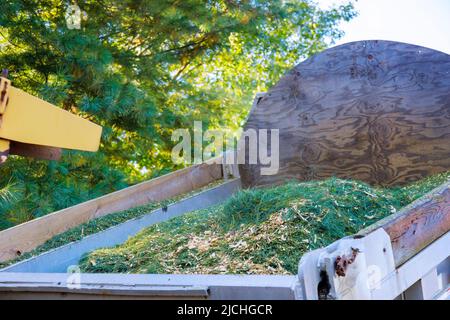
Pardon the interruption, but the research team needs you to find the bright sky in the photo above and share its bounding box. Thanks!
[317,0,450,54]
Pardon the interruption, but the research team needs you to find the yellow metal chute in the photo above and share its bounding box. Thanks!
[0,76,102,162]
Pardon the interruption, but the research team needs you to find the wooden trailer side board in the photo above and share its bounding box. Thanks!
[239,40,450,188]
[0,161,223,262]
[359,181,450,267]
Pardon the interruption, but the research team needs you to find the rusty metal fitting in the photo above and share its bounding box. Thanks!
[334,247,360,277]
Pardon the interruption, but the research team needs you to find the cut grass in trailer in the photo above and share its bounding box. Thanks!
[78,171,450,275]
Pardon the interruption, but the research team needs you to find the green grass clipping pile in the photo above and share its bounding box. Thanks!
[78,172,449,275]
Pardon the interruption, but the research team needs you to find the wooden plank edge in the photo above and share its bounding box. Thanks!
[358,180,450,267]
[0,157,224,262]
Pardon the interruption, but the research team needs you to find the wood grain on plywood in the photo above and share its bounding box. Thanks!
[240,40,450,187]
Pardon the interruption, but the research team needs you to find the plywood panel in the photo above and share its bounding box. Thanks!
[240,40,450,187]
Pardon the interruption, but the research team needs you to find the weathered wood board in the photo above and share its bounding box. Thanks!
[359,181,450,267]
[240,40,450,187]
[0,161,223,262]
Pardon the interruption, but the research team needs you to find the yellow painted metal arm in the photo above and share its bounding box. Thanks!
[0,81,102,153]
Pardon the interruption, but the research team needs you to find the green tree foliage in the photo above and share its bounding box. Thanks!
[0,0,355,227]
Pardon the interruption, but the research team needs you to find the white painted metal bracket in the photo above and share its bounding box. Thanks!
[296,229,396,300]
[296,229,450,300]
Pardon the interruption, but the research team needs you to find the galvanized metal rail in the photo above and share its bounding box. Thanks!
[0,234,446,300]
[0,274,296,300]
